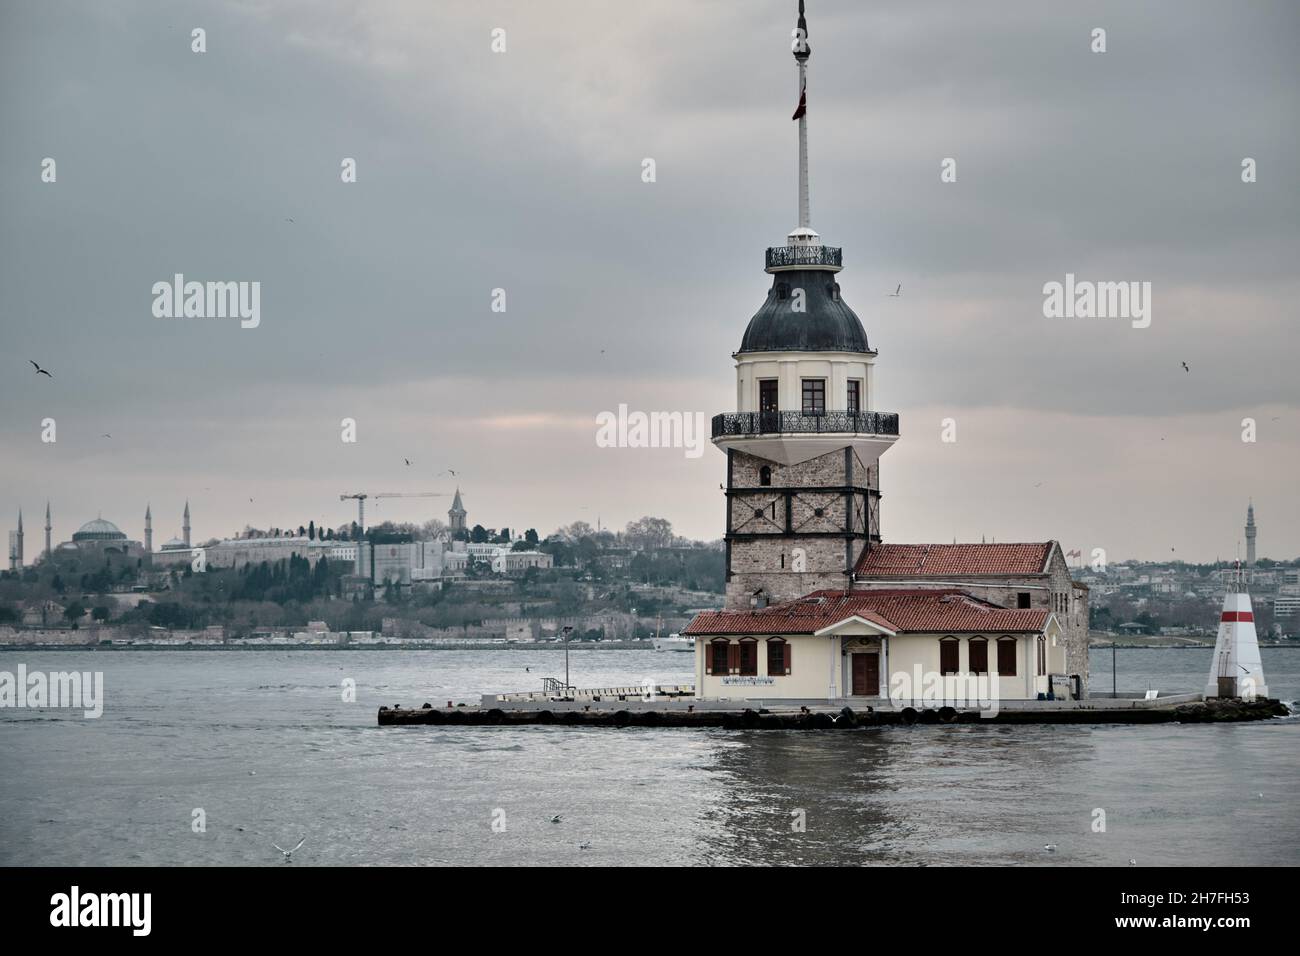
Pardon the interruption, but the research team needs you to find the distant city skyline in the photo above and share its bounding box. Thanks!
[2,0,1297,563]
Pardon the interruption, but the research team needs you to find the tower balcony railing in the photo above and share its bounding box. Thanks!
[712,410,900,439]
[765,245,842,270]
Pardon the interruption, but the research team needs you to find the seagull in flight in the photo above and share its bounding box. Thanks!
[1181,362,1189,372]
[888,284,901,297]
[29,360,52,377]
[404,458,412,466]
[549,814,562,823]
[272,838,306,862]
[440,469,457,477]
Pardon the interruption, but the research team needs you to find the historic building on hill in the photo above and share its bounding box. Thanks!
[685,2,1088,702]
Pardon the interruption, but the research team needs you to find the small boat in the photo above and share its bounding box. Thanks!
[653,633,695,652]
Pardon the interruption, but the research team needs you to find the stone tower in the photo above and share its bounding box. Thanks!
[183,500,191,548]
[1245,500,1256,569]
[44,502,52,560]
[448,488,467,534]
[712,0,899,610]
[145,503,153,554]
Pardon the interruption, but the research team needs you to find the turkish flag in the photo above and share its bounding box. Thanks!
[792,85,806,120]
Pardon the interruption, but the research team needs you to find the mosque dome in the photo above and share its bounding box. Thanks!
[161,536,188,551]
[73,518,127,542]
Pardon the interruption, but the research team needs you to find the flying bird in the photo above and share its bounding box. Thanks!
[284,217,295,223]
[549,814,562,824]
[404,458,412,466]
[272,838,306,861]
[1181,362,1189,372]
[29,360,52,377]
[888,284,901,297]
[102,434,111,439]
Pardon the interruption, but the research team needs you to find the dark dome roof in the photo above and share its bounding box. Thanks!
[739,270,871,354]
[73,518,126,541]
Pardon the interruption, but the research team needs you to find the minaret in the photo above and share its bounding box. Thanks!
[11,510,24,571]
[44,502,51,560]
[145,504,153,554]
[183,500,191,548]
[1244,501,1256,569]
[712,0,899,610]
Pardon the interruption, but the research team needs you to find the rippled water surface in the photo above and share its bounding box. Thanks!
[1,647,1296,866]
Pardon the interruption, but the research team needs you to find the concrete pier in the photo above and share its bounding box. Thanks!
[377,691,1289,728]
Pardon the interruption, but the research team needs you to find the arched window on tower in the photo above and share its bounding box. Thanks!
[759,466,772,486]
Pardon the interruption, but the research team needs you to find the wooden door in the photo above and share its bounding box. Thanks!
[851,653,879,696]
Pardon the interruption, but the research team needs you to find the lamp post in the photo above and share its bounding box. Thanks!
[562,625,573,694]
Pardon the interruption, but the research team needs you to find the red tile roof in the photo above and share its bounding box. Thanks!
[685,589,1049,637]
[854,542,1054,577]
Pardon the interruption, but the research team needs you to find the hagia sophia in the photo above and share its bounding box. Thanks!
[7,502,191,569]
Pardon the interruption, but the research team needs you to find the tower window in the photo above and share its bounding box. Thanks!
[801,379,826,415]
[759,379,778,414]
[847,380,861,414]
[1017,592,1031,609]
[759,466,772,486]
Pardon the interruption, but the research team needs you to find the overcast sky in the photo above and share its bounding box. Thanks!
[1,0,1297,563]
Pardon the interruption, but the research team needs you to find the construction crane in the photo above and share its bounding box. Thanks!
[338,492,447,532]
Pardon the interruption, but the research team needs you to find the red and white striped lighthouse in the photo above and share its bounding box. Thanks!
[1204,571,1268,700]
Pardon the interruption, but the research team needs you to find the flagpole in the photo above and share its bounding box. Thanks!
[798,59,810,230]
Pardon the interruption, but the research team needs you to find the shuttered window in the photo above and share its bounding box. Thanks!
[727,642,740,674]
[1037,636,1047,675]
[997,637,1017,676]
[738,639,758,676]
[969,637,988,674]
[767,638,791,676]
[939,637,959,675]
[708,640,729,675]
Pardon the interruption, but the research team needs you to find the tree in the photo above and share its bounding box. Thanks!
[625,516,673,551]
[63,601,86,629]
[308,520,316,540]
[92,605,111,623]
[470,524,489,544]
[524,528,539,546]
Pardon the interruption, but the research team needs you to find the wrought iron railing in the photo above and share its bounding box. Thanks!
[711,410,900,438]
[765,245,842,269]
